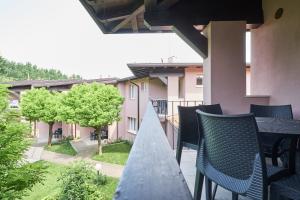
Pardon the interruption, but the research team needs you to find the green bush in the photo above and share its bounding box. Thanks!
[57,161,108,200]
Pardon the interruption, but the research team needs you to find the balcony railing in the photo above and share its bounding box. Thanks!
[114,102,192,200]
[151,99,203,149]
[151,99,203,116]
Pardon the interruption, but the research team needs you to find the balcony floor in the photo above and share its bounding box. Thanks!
[180,149,249,200]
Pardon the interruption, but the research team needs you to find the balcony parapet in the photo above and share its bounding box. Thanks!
[114,102,192,200]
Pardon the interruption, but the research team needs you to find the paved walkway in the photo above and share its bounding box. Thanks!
[40,150,124,178]
[25,140,124,178]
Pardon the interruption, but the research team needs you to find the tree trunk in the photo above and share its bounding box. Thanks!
[96,127,102,155]
[47,122,54,146]
[34,120,37,137]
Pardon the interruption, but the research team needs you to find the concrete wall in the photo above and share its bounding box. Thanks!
[184,67,203,101]
[251,0,300,118]
[36,121,62,143]
[149,78,167,100]
[203,21,270,114]
[113,78,153,142]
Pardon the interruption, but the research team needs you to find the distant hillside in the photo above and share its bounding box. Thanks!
[0,57,81,81]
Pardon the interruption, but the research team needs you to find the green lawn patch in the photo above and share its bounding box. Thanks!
[92,141,132,165]
[23,161,119,200]
[45,140,77,156]
[23,161,67,200]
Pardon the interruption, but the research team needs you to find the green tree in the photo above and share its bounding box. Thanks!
[20,88,48,136]
[20,88,61,146]
[41,91,62,146]
[0,56,81,81]
[64,83,124,155]
[58,90,79,139]
[0,84,45,199]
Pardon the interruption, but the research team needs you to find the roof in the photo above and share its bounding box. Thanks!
[127,62,202,78]
[116,76,138,83]
[79,0,263,34]
[2,78,118,88]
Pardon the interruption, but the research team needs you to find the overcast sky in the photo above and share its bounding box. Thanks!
[0,0,250,79]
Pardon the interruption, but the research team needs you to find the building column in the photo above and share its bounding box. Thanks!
[203,21,248,114]
[167,76,179,115]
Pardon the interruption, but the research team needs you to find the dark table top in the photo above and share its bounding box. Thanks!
[256,117,300,136]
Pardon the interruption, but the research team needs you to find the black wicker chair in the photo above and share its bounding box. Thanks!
[270,175,300,200]
[178,104,223,200]
[176,104,223,164]
[250,104,293,166]
[195,111,268,200]
[270,152,300,200]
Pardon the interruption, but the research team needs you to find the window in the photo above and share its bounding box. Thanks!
[141,82,147,92]
[128,117,137,134]
[129,84,136,99]
[196,75,203,87]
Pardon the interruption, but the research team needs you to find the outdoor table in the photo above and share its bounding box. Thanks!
[256,117,300,174]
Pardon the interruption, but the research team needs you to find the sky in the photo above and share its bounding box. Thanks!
[0,0,250,79]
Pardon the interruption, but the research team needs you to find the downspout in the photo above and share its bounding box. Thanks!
[116,121,119,140]
[130,81,140,130]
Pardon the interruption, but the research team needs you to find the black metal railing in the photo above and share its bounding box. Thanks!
[151,99,203,116]
[151,99,203,149]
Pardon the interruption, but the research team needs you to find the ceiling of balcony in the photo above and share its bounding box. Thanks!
[79,0,264,34]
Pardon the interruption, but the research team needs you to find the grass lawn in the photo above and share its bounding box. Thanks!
[92,141,132,165]
[24,161,119,200]
[23,161,67,200]
[45,140,77,156]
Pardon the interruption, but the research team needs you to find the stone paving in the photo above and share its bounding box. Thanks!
[25,140,124,178]
[24,146,44,163]
[180,149,249,200]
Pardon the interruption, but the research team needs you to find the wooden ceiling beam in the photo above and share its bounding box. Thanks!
[111,5,145,33]
[157,0,180,10]
[131,16,139,32]
[145,0,158,12]
[99,15,130,23]
[173,24,208,58]
[144,0,263,27]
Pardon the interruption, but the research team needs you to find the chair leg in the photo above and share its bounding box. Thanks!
[232,192,238,200]
[269,185,280,200]
[212,183,218,200]
[176,143,183,165]
[194,169,204,200]
[205,176,212,200]
[272,156,279,166]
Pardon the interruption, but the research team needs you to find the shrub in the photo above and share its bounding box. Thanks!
[57,161,108,200]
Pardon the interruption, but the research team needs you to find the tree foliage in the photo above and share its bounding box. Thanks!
[0,56,81,81]
[63,83,124,154]
[0,85,46,199]
[67,83,124,129]
[20,88,62,145]
[21,88,49,122]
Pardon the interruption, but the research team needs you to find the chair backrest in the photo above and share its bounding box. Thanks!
[178,104,222,146]
[250,104,293,119]
[196,111,265,180]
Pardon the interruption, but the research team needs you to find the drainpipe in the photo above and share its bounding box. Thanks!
[130,81,140,130]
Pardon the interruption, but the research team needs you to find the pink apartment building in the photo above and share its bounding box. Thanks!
[5,63,250,146]
[109,63,204,146]
[112,63,250,148]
